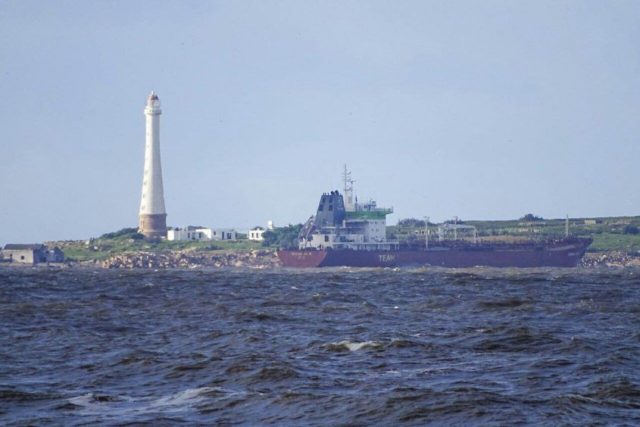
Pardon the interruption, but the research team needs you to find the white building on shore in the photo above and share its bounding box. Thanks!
[248,227,265,241]
[1,244,65,264]
[167,227,236,242]
[248,221,275,241]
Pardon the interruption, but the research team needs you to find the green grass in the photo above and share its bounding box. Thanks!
[56,236,263,262]
[389,215,640,253]
[589,233,640,252]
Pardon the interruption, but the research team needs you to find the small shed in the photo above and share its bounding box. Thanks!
[3,244,47,264]
[2,244,65,264]
[46,247,65,263]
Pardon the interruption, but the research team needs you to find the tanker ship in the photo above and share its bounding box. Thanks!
[277,168,591,268]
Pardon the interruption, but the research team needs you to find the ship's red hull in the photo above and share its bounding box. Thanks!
[278,239,592,268]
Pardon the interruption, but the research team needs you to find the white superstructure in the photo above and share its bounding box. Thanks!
[138,91,168,239]
[298,168,398,251]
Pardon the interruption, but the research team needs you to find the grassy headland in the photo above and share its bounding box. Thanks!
[51,215,640,263]
[54,228,263,262]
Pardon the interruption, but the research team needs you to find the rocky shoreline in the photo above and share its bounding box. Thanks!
[581,252,640,268]
[5,249,640,269]
[92,250,640,269]
[97,249,280,269]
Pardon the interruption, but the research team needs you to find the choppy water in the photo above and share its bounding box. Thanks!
[1,267,640,425]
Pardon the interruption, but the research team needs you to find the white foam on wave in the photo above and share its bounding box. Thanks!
[68,392,105,409]
[147,386,217,410]
[67,386,242,416]
[68,392,134,416]
[332,340,382,351]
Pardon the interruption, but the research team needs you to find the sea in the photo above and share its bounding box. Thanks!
[1,267,640,426]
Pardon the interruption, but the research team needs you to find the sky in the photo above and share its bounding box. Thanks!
[1,0,639,243]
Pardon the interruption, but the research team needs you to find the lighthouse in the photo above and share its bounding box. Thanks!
[138,91,167,240]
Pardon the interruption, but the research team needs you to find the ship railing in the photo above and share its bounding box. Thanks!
[437,223,478,243]
[331,241,400,251]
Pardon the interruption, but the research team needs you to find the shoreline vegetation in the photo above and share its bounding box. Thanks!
[9,215,639,269]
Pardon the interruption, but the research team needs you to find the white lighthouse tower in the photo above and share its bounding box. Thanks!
[138,91,167,240]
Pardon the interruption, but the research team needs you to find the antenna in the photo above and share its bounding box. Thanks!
[424,216,429,249]
[454,216,458,240]
[343,164,356,212]
[565,214,569,238]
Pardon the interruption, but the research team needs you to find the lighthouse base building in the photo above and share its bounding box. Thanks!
[139,214,167,240]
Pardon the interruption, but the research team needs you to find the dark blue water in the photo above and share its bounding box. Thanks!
[1,267,640,425]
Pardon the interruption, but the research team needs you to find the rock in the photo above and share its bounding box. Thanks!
[99,249,280,269]
[581,251,640,268]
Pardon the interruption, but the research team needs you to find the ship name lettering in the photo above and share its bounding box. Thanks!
[292,252,312,259]
[379,254,396,262]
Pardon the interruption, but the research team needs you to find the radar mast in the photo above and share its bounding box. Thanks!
[343,165,356,212]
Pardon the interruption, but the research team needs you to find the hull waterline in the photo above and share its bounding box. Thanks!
[278,239,592,268]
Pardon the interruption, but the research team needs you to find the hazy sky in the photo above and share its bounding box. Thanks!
[2,1,639,243]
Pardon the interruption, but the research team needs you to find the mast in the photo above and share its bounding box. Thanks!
[424,216,429,249]
[454,216,458,240]
[343,165,356,212]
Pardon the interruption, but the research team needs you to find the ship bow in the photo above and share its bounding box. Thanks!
[277,250,328,268]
